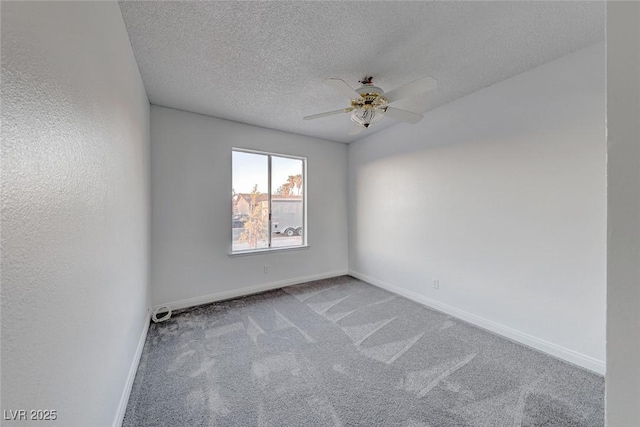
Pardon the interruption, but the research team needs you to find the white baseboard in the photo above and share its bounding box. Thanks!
[112,308,151,427]
[349,270,605,375]
[153,270,349,312]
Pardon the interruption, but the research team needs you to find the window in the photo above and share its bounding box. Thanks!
[232,149,306,253]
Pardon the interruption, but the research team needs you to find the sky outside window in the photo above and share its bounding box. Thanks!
[233,151,303,194]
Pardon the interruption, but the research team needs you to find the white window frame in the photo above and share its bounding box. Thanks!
[230,148,308,256]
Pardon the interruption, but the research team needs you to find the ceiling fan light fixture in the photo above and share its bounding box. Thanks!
[350,91,388,128]
[350,107,386,128]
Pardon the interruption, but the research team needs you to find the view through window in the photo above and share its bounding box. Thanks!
[232,150,305,252]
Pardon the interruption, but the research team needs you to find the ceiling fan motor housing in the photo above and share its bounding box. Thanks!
[352,85,388,110]
[355,84,384,97]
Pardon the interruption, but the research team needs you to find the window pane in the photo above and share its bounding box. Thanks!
[271,156,304,248]
[232,151,269,251]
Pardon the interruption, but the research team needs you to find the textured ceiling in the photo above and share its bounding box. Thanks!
[119,1,604,143]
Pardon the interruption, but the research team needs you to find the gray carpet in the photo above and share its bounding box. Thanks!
[123,276,604,426]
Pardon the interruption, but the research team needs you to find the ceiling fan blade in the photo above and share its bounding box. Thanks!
[349,124,363,136]
[325,78,363,99]
[303,109,349,121]
[384,107,423,124]
[384,75,437,104]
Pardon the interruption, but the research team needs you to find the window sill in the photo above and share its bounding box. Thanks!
[229,245,310,257]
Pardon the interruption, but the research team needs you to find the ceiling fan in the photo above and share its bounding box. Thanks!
[303,75,437,135]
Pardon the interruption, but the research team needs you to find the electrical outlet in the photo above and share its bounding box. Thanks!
[264,265,269,274]
[432,279,439,290]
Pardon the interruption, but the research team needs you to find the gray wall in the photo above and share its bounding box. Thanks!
[150,106,348,307]
[606,2,640,425]
[1,2,151,426]
[348,44,606,373]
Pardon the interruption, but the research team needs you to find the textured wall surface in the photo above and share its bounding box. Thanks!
[119,1,604,143]
[1,2,150,426]
[348,44,606,372]
[150,106,348,307]
[606,2,640,425]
